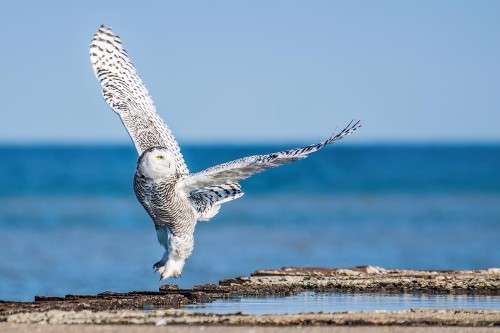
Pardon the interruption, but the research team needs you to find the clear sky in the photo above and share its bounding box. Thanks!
[1,1,499,143]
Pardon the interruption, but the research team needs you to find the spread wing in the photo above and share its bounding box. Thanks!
[179,120,361,193]
[90,25,189,174]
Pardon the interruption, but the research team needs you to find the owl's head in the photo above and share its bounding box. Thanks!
[138,147,177,179]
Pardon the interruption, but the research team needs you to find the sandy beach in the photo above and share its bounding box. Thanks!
[2,324,499,333]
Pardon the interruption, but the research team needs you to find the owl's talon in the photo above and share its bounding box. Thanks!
[153,261,163,272]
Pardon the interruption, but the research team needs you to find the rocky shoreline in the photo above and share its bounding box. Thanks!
[1,266,499,327]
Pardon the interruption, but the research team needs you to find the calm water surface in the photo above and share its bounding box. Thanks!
[185,292,500,314]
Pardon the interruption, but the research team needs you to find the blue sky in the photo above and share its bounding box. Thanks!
[1,1,499,143]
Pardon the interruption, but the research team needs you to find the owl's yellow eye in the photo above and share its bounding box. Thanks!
[156,155,164,160]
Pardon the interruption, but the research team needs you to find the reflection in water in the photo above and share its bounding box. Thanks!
[184,292,500,315]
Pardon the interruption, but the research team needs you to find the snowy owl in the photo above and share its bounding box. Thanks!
[90,25,361,280]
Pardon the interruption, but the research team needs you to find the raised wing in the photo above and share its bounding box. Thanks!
[90,25,189,174]
[179,120,361,193]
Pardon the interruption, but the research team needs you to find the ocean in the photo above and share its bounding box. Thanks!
[0,144,499,301]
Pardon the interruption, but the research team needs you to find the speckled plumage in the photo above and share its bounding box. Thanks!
[90,25,361,280]
[90,25,189,175]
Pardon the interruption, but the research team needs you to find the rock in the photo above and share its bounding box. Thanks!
[354,265,386,274]
[159,284,179,292]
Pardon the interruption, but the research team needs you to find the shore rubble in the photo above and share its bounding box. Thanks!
[1,266,499,327]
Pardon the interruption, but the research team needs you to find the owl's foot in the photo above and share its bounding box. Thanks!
[156,258,185,280]
[153,261,164,272]
[153,251,168,272]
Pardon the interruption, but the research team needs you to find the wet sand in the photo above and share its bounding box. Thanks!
[4,309,500,326]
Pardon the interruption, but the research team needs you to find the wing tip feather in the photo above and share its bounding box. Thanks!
[325,119,362,145]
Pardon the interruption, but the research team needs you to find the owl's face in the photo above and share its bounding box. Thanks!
[138,148,177,179]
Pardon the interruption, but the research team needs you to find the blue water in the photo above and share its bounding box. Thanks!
[185,292,500,314]
[0,144,499,301]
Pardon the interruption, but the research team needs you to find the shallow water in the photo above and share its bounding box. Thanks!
[184,292,500,314]
[0,144,499,301]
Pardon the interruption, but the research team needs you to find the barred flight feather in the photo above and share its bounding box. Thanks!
[90,25,189,175]
[180,120,361,192]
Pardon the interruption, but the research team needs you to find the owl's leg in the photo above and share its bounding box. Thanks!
[155,227,194,280]
[154,227,170,272]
